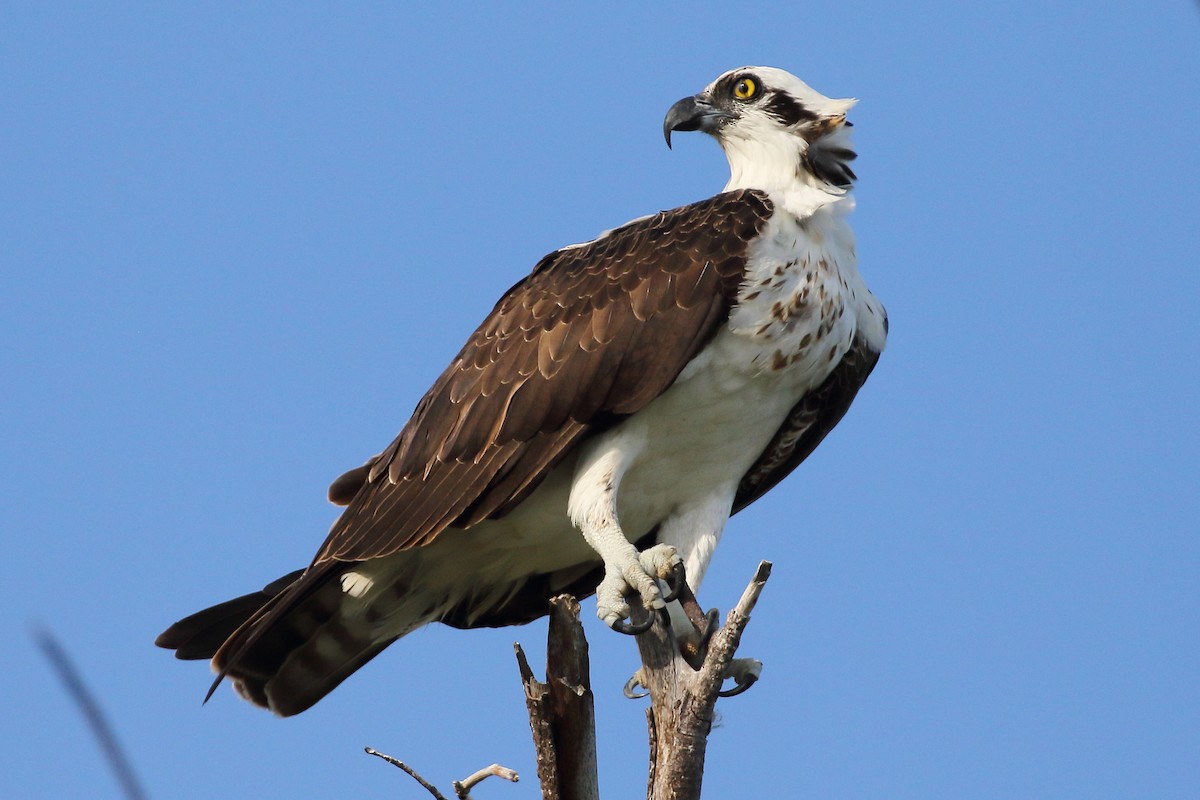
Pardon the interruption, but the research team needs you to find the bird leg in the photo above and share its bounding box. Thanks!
[571,451,687,634]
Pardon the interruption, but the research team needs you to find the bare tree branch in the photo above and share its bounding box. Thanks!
[515,641,560,798]
[544,596,599,800]
[365,747,450,800]
[452,764,520,799]
[32,625,149,800]
[515,596,600,800]
[366,747,519,800]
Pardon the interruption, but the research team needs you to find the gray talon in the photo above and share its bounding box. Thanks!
[661,561,688,603]
[718,672,758,697]
[612,614,654,635]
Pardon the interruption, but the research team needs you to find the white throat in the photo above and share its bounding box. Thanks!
[720,131,853,219]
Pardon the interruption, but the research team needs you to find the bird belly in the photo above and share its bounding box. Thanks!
[400,329,824,611]
[371,213,867,623]
[607,348,808,533]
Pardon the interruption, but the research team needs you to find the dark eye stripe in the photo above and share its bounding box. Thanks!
[763,93,818,126]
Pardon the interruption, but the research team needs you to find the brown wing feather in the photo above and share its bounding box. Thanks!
[316,189,774,563]
[732,332,882,514]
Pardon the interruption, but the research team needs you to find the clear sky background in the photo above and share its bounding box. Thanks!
[2,3,1197,798]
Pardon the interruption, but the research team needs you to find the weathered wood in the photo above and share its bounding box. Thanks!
[516,561,773,800]
[546,596,600,800]
[636,561,773,800]
[516,643,560,799]
[633,604,707,800]
[516,595,600,800]
[644,708,659,800]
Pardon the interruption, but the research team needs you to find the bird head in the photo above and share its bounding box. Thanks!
[664,66,858,195]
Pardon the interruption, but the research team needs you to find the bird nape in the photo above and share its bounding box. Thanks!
[156,66,887,717]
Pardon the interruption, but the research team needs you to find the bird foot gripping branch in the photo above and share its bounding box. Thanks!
[619,561,768,705]
[157,65,883,720]
[606,554,721,673]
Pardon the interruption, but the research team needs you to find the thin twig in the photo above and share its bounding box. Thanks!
[366,747,517,800]
[32,625,149,800]
[365,747,449,800]
[451,763,520,799]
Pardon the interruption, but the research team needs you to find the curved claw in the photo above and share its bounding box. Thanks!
[623,673,649,699]
[718,672,759,698]
[681,607,721,670]
[611,613,655,636]
[661,561,688,603]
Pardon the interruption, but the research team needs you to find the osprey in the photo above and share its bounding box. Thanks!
[157,66,888,716]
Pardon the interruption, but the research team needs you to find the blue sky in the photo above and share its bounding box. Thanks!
[2,2,1198,798]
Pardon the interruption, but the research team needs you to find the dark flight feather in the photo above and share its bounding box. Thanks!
[313,189,773,564]
[168,190,775,712]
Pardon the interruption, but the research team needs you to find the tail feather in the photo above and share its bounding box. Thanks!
[247,627,398,716]
[156,544,625,715]
[155,569,304,660]
[158,560,441,717]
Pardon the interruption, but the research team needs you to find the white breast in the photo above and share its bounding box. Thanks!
[380,200,887,617]
[679,201,874,400]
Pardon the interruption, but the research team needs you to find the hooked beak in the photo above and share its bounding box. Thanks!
[663,95,734,149]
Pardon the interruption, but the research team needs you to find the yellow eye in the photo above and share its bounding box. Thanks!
[733,77,758,100]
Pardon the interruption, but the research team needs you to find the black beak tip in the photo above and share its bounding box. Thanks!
[663,95,703,150]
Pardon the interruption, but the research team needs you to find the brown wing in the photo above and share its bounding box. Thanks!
[316,189,774,563]
[732,331,883,514]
